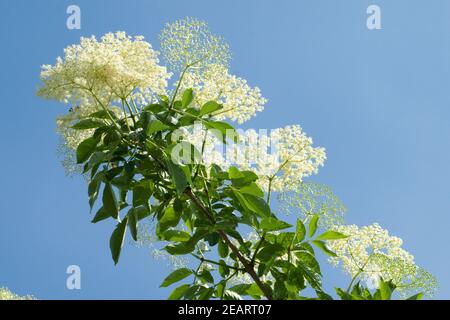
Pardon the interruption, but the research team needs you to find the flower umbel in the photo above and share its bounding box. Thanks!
[327,224,438,297]
[178,64,267,124]
[160,17,230,72]
[235,125,326,192]
[278,182,346,229]
[38,31,170,109]
[0,287,34,300]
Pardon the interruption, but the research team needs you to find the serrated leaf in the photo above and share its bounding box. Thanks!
[91,207,110,223]
[260,217,292,232]
[312,240,336,257]
[88,178,101,210]
[165,242,195,255]
[102,183,119,220]
[76,136,99,164]
[295,219,306,243]
[162,230,191,242]
[168,284,190,300]
[406,292,423,300]
[72,119,105,130]
[127,208,138,241]
[147,119,170,135]
[218,239,229,258]
[165,160,189,195]
[233,190,270,217]
[238,183,264,198]
[309,215,320,238]
[181,88,194,108]
[205,121,237,143]
[110,217,128,265]
[159,206,181,233]
[199,101,222,116]
[315,231,348,241]
[160,268,192,287]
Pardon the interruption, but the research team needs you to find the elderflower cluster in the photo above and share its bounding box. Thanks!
[38,31,170,109]
[235,125,326,192]
[278,182,346,229]
[159,17,230,72]
[174,124,325,192]
[178,64,267,124]
[0,287,34,300]
[327,224,438,297]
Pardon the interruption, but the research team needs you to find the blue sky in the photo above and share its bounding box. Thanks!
[1,0,449,299]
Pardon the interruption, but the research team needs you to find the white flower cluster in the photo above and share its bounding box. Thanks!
[0,287,34,300]
[235,125,326,192]
[278,182,346,229]
[327,223,437,296]
[160,17,230,72]
[175,123,326,192]
[179,64,267,124]
[38,31,170,109]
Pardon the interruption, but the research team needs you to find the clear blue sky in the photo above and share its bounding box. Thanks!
[1,0,449,299]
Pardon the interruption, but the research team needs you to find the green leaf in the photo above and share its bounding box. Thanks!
[162,230,191,242]
[165,160,189,195]
[165,242,195,255]
[198,287,214,300]
[295,219,306,243]
[72,119,105,130]
[223,290,243,300]
[110,217,128,265]
[238,183,264,198]
[205,121,237,143]
[132,185,152,207]
[315,231,348,241]
[198,270,214,284]
[406,293,424,300]
[89,110,114,119]
[233,190,270,217]
[168,284,190,300]
[91,207,110,223]
[159,206,182,232]
[102,183,119,220]
[312,240,336,257]
[229,167,258,187]
[336,288,354,300]
[296,251,322,290]
[88,178,101,210]
[218,239,229,258]
[246,283,264,297]
[256,243,285,261]
[76,137,99,164]
[134,205,151,221]
[378,279,395,300]
[218,260,229,277]
[199,101,222,116]
[260,217,292,232]
[127,208,138,241]
[160,268,192,288]
[308,215,320,238]
[181,88,194,108]
[147,119,170,135]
